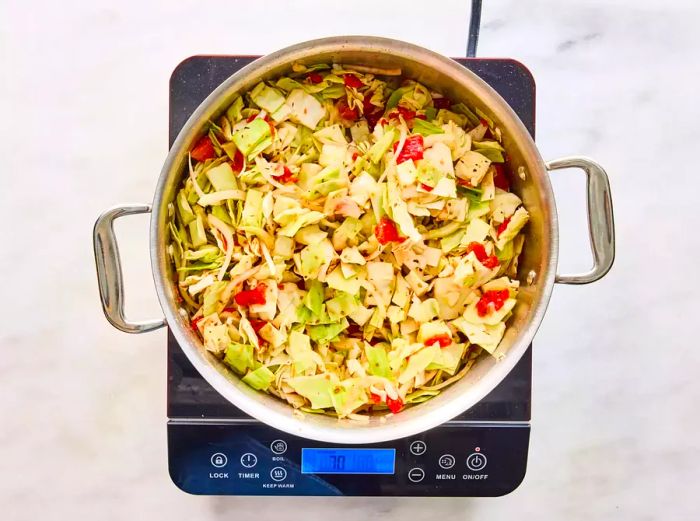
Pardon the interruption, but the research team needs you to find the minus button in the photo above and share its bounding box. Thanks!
[408,467,425,483]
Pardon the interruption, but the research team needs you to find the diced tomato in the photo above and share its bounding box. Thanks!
[374,216,405,245]
[481,255,500,269]
[386,396,404,414]
[307,72,323,84]
[493,163,510,191]
[424,334,452,348]
[191,315,205,331]
[415,113,427,120]
[393,134,424,164]
[465,242,499,269]
[497,217,511,237]
[343,74,364,89]
[363,95,383,129]
[433,97,451,109]
[249,319,267,333]
[479,118,489,127]
[190,136,216,162]
[229,149,244,174]
[419,183,434,192]
[337,98,359,121]
[234,283,267,307]
[246,113,257,123]
[476,289,510,317]
[370,392,382,404]
[465,242,488,260]
[396,106,416,121]
[273,165,297,184]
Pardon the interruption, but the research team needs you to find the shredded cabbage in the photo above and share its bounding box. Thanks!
[168,64,529,418]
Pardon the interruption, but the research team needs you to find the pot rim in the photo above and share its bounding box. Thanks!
[150,36,557,443]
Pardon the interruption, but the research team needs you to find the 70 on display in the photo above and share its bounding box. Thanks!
[301,448,396,475]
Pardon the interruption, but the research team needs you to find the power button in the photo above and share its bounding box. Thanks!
[466,452,487,471]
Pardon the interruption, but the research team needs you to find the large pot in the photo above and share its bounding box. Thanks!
[93,36,615,444]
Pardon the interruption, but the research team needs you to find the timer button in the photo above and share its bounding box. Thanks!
[240,453,257,468]
[466,452,487,471]
[408,467,425,482]
[270,439,288,455]
[409,440,427,456]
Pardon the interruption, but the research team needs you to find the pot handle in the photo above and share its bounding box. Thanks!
[93,204,166,333]
[546,156,615,284]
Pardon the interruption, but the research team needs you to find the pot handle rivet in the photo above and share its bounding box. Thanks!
[93,204,166,333]
[546,156,616,284]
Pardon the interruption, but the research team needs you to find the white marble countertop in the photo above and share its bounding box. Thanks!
[2,0,699,519]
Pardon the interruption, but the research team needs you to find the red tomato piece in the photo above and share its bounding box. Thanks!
[497,217,511,237]
[337,98,359,121]
[424,334,452,348]
[493,163,510,191]
[476,289,510,317]
[249,319,267,334]
[386,397,404,414]
[433,97,451,109]
[457,178,473,187]
[370,393,382,404]
[190,136,216,162]
[246,113,257,123]
[465,242,488,261]
[481,255,500,269]
[465,242,499,269]
[419,183,434,192]
[343,74,364,89]
[393,134,424,164]
[307,72,323,84]
[396,106,416,121]
[374,216,405,245]
[230,149,244,174]
[191,316,204,331]
[273,165,297,184]
[234,283,267,307]
[362,95,384,129]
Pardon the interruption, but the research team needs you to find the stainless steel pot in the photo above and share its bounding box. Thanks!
[93,36,615,443]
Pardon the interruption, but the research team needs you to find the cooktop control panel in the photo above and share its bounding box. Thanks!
[168,423,529,496]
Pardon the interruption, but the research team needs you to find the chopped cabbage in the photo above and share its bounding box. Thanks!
[169,65,530,419]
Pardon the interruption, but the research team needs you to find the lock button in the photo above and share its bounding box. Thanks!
[211,452,228,468]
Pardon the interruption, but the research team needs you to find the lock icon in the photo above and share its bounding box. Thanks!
[211,453,228,468]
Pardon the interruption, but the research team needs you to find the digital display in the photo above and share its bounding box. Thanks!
[301,448,396,475]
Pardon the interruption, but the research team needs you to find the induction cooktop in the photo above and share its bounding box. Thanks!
[166,54,536,496]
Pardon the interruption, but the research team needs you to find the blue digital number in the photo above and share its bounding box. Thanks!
[301,448,395,474]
